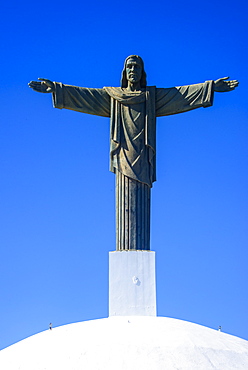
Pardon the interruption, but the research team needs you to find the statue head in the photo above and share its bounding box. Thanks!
[121,55,147,88]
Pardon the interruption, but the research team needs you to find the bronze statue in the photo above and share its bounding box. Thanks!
[29,55,238,251]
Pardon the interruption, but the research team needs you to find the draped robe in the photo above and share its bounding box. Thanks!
[52,81,214,250]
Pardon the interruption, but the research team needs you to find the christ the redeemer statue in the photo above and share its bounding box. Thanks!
[29,55,238,251]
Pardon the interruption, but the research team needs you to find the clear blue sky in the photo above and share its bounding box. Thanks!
[0,0,247,350]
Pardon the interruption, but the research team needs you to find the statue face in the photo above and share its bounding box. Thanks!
[125,58,143,84]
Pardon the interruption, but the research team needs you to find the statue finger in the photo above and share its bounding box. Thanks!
[29,81,41,86]
[38,78,50,82]
[38,78,53,85]
[28,82,39,87]
[227,82,238,90]
[228,80,238,86]
[28,82,41,90]
[28,85,42,92]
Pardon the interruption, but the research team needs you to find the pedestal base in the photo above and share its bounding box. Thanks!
[109,251,156,316]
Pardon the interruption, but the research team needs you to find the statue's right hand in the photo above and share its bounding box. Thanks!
[28,78,55,93]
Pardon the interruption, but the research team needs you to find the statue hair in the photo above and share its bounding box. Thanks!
[121,55,147,88]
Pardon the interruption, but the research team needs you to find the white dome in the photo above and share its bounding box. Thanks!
[1,316,248,370]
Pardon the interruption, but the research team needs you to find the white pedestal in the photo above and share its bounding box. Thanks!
[109,251,156,316]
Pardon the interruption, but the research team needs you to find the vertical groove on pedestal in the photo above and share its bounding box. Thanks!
[116,170,150,250]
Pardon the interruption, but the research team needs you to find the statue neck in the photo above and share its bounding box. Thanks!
[126,81,141,92]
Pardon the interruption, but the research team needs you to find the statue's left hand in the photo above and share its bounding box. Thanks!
[214,77,239,92]
[28,78,55,93]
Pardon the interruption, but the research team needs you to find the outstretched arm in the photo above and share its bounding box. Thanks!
[28,78,55,93]
[28,78,110,117]
[156,81,214,117]
[156,77,239,117]
[214,77,239,92]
